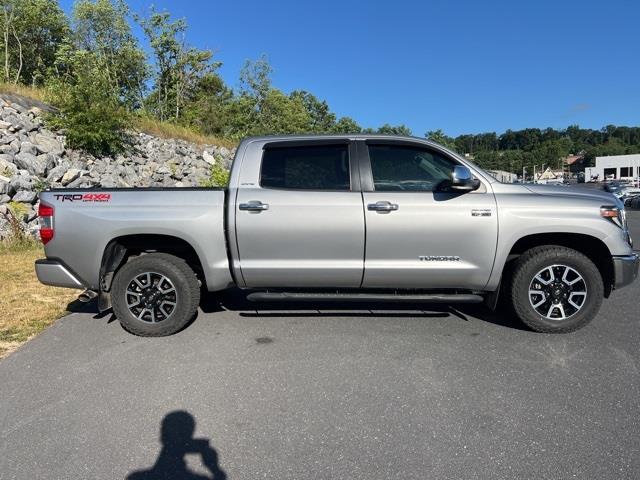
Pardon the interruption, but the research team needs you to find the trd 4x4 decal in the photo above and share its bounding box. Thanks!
[53,193,111,203]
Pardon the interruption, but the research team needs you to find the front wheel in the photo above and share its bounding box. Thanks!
[510,246,604,333]
[112,253,201,336]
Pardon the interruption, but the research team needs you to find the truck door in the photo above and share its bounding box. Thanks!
[234,140,365,288]
[360,141,498,290]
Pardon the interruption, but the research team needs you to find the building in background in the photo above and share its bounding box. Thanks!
[564,154,586,174]
[536,167,564,184]
[486,169,518,183]
[584,154,640,181]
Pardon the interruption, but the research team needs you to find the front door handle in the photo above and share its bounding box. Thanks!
[367,201,399,213]
[239,201,269,212]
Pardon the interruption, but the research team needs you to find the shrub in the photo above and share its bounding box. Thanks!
[46,54,131,156]
[201,163,230,188]
[1,202,29,246]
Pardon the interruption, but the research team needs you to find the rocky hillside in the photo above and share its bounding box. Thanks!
[0,93,235,239]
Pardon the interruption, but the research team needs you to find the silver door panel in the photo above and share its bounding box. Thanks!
[362,191,498,289]
[235,188,365,287]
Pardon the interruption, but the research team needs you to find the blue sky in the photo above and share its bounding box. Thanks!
[59,0,639,136]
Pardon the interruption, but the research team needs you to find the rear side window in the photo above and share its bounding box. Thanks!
[368,144,458,192]
[260,144,350,190]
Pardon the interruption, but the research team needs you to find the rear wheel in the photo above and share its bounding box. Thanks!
[112,253,200,336]
[510,246,603,333]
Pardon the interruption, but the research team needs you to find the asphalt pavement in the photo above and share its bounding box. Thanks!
[1,211,639,480]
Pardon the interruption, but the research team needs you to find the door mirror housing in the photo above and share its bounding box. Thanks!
[450,165,480,192]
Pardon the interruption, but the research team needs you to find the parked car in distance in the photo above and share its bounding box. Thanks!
[35,135,639,336]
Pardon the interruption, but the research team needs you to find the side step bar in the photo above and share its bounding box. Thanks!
[246,292,484,303]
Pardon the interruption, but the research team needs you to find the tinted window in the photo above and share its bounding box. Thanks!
[368,144,457,191]
[260,144,350,190]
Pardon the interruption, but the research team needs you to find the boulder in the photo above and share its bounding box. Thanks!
[12,190,37,203]
[0,193,10,204]
[61,168,82,185]
[0,180,11,195]
[202,150,216,165]
[99,175,117,188]
[9,175,31,192]
[66,176,93,189]
[0,131,16,145]
[0,120,11,129]
[46,163,69,183]
[20,141,37,155]
[0,154,17,175]
[13,151,47,176]
[33,133,64,156]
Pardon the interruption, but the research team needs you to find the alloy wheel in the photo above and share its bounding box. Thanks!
[125,272,178,323]
[528,264,587,321]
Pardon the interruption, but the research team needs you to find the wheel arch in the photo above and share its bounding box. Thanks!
[99,234,206,293]
[503,232,614,297]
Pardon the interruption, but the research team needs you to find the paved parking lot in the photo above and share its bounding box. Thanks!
[1,211,639,480]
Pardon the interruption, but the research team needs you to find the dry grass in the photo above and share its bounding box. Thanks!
[0,82,237,149]
[133,116,237,149]
[0,242,80,359]
[0,82,47,102]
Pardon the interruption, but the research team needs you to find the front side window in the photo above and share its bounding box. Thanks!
[261,144,350,190]
[368,144,458,192]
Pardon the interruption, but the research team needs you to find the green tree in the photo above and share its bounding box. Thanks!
[226,56,313,136]
[332,116,361,134]
[425,129,456,150]
[376,123,412,136]
[290,90,335,132]
[137,7,219,121]
[0,0,68,85]
[180,72,233,136]
[64,0,147,108]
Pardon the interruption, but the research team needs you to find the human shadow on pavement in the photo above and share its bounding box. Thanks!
[127,410,227,480]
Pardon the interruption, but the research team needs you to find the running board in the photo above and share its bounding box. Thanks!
[246,292,484,303]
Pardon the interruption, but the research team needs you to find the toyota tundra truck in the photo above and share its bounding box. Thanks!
[35,135,639,335]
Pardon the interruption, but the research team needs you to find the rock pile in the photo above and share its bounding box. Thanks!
[0,93,235,239]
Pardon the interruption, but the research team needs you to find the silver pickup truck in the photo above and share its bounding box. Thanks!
[35,135,639,336]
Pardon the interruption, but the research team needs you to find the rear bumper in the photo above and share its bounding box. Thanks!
[613,254,640,289]
[35,259,85,289]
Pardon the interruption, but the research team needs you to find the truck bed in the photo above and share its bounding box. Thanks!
[38,188,233,291]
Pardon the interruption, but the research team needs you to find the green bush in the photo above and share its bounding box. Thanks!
[201,163,230,188]
[47,55,131,156]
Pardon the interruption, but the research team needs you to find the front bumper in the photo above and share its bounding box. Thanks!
[612,254,640,289]
[35,259,85,289]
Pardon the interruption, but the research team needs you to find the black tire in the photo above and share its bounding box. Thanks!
[510,245,603,333]
[112,253,200,336]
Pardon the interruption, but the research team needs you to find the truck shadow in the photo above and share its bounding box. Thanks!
[202,289,529,331]
[75,289,528,332]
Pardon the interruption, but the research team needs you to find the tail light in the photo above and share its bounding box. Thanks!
[38,203,54,245]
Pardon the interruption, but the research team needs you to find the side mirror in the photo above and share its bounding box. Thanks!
[450,165,480,192]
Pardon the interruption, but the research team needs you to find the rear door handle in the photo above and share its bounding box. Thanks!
[367,201,399,212]
[239,201,269,212]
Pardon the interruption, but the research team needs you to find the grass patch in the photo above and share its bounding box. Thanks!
[0,82,47,102]
[0,241,79,359]
[134,116,237,149]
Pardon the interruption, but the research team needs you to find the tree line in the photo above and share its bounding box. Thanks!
[1,0,638,174]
